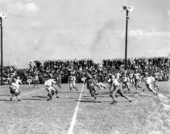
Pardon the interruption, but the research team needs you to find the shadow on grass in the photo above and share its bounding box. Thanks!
[60,91,80,94]
[32,96,46,98]
[0,95,11,97]
[0,99,10,101]
[75,99,102,103]
[23,98,44,101]
[60,97,80,100]
[100,92,110,95]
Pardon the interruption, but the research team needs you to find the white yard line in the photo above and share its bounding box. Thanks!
[67,84,84,134]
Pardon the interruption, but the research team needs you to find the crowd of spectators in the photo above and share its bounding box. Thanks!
[1,57,169,84]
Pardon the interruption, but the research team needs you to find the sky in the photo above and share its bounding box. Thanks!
[0,0,169,68]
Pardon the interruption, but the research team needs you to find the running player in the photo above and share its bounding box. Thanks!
[134,70,144,91]
[143,73,158,95]
[109,74,132,104]
[86,75,99,99]
[33,70,39,89]
[68,70,78,91]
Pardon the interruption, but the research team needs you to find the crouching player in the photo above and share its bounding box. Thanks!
[110,75,132,104]
[9,76,22,101]
[45,78,60,101]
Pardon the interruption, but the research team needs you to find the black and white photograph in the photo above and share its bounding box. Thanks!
[0,0,170,133]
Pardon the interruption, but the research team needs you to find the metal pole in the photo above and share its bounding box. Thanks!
[0,17,3,85]
[125,10,129,70]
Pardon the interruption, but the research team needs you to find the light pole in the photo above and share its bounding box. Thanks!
[0,13,6,86]
[121,6,133,70]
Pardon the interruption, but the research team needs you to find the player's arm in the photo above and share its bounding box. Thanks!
[19,80,22,85]
[117,78,122,83]
[56,82,62,88]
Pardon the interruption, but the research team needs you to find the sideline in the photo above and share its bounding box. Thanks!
[67,84,84,134]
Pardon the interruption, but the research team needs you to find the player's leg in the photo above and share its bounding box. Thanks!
[54,86,59,98]
[69,82,73,90]
[91,87,97,99]
[33,79,36,88]
[146,84,157,95]
[15,88,21,101]
[35,80,39,88]
[98,82,106,90]
[108,84,112,93]
[135,79,144,91]
[110,86,118,104]
[153,80,159,91]
[9,86,15,101]
[10,90,15,101]
[10,94,15,101]
[93,86,98,95]
[126,82,131,93]
[118,89,132,102]
[46,87,52,101]
[89,86,94,97]
[73,81,78,91]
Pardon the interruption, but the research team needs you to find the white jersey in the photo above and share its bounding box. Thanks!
[144,77,155,84]
[134,73,141,80]
[112,78,120,86]
[10,79,22,90]
[115,73,121,79]
[122,77,129,83]
[150,76,155,82]
[45,79,56,87]
[108,75,115,84]
[129,73,134,79]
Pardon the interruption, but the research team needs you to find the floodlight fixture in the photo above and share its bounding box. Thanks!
[0,13,7,19]
[121,6,134,12]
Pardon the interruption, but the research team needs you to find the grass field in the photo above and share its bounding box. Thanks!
[0,81,170,134]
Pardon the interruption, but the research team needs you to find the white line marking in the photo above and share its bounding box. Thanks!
[67,84,84,134]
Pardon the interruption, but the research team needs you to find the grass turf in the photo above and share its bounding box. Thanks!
[0,81,170,134]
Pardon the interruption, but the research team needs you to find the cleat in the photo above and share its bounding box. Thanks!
[143,88,145,92]
[154,92,158,96]
[111,102,115,104]
[129,100,132,102]
[56,96,59,98]
[111,100,117,104]
[18,99,21,101]
[10,98,13,101]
